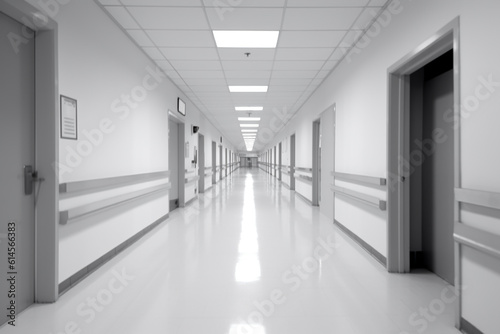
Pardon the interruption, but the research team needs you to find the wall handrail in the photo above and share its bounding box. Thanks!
[296,174,313,184]
[331,184,386,211]
[295,167,312,173]
[185,175,200,185]
[455,188,500,210]
[333,172,387,186]
[454,222,500,259]
[59,171,170,193]
[59,175,171,225]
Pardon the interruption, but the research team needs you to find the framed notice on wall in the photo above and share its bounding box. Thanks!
[177,98,186,116]
[60,95,78,140]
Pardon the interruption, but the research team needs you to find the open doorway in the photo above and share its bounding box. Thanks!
[408,51,454,284]
[387,19,459,287]
[168,116,185,211]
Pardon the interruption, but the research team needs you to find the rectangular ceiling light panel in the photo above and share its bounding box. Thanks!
[238,117,261,121]
[235,107,264,111]
[229,86,268,93]
[213,31,279,48]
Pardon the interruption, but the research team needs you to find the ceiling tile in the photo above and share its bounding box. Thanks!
[222,61,274,71]
[271,70,318,79]
[218,49,276,61]
[147,30,215,47]
[165,70,181,79]
[203,0,286,7]
[226,78,270,86]
[170,60,222,71]
[330,48,349,61]
[177,71,225,79]
[156,60,174,71]
[369,0,390,6]
[224,70,271,79]
[340,30,363,48]
[270,78,312,85]
[142,47,165,60]
[126,30,155,47]
[183,77,227,86]
[278,31,347,48]
[283,8,363,30]
[273,60,325,71]
[206,7,284,30]
[160,47,219,60]
[128,7,209,30]
[275,48,333,61]
[121,0,202,5]
[287,0,369,6]
[97,0,120,5]
[354,7,379,30]
[189,85,229,92]
[323,60,339,70]
[316,70,331,79]
[268,85,308,92]
[105,6,140,29]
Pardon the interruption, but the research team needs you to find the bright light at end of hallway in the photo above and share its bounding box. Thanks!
[230,323,266,334]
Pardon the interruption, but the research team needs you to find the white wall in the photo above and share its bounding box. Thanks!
[259,0,500,331]
[27,0,235,283]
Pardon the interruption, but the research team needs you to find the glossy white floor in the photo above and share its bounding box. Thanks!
[1,168,461,334]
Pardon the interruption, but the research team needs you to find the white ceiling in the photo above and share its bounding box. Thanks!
[95,0,390,152]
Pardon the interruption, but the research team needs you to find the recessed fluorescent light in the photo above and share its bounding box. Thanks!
[229,86,268,93]
[238,117,261,121]
[241,129,258,133]
[235,107,264,111]
[240,124,259,128]
[213,31,279,48]
[243,135,257,138]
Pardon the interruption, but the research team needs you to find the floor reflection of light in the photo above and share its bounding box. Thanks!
[235,175,261,283]
[229,323,266,334]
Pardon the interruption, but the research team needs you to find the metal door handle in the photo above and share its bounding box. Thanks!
[24,165,42,195]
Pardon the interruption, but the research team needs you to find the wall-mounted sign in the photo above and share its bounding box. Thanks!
[177,98,186,116]
[60,95,78,140]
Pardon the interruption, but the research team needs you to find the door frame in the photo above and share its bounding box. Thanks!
[278,142,282,181]
[387,19,460,325]
[198,133,205,193]
[212,141,216,184]
[312,119,321,206]
[0,1,59,303]
[290,134,296,190]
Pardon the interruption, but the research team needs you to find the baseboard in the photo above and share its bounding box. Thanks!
[295,191,313,205]
[185,196,197,206]
[334,219,387,267]
[169,199,178,212]
[58,213,169,296]
[460,318,483,334]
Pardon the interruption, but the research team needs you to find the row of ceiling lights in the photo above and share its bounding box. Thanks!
[213,30,280,151]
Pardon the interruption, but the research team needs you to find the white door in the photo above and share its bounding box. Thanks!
[0,12,36,326]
